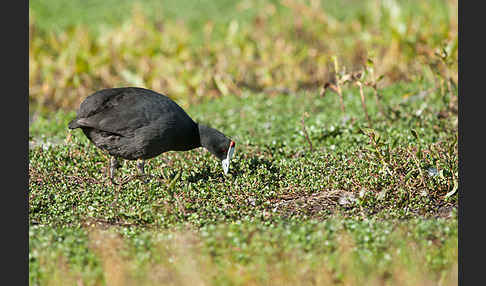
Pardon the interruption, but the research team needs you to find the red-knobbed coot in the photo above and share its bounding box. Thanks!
[68,87,235,180]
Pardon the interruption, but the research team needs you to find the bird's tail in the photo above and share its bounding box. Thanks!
[68,119,81,129]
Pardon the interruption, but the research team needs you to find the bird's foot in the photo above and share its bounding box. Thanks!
[135,173,151,184]
[109,177,120,186]
[109,157,121,183]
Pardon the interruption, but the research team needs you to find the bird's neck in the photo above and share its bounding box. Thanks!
[197,124,212,149]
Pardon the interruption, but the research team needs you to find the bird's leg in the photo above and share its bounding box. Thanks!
[137,159,145,175]
[137,159,150,183]
[110,157,120,181]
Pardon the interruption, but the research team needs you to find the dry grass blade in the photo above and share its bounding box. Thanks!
[301,112,313,152]
[357,81,371,127]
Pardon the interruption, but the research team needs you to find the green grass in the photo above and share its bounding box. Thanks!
[29,0,457,284]
[29,0,455,36]
[29,81,457,285]
[29,0,265,36]
[29,218,457,285]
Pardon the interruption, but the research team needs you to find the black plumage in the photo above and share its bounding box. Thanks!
[68,87,235,179]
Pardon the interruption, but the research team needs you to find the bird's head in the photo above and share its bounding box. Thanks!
[198,124,236,175]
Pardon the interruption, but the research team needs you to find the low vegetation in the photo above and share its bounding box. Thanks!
[29,0,458,285]
[30,84,457,285]
[29,0,457,111]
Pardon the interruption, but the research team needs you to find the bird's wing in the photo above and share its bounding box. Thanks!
[72,88,185,136]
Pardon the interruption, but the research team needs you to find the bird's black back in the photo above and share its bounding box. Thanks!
[69,87,201,159]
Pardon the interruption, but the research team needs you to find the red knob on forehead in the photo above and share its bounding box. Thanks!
[230,141,235,147]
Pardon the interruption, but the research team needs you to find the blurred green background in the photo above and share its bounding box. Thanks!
[29,0,457,112]
[29,1,458,285]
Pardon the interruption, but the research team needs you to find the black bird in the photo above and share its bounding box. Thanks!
[68,87,235,180]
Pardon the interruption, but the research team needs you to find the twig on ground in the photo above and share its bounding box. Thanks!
[301,112,313,152]
[356,81,372,127]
